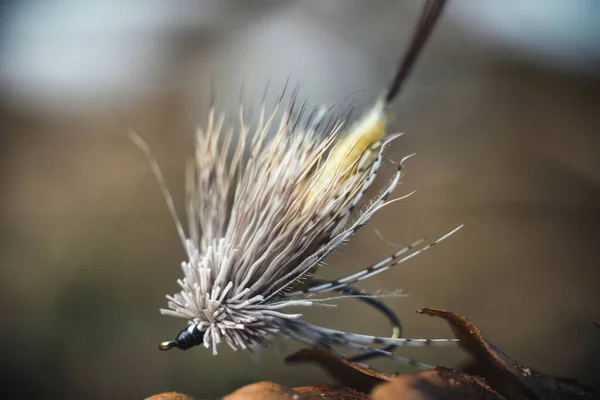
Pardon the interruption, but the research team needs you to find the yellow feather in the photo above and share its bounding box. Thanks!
[306,100,387,206]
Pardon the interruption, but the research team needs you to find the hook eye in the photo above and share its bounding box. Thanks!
[159,341,177,351]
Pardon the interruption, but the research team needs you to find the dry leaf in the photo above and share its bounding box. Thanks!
[294,384,370,399]
[223,381,370,400]
[284,348,505,400]
[285,348,391,393]
[223,381,297,400]
[418,308,600,400]
[371,367,505,400]
[145,392,196,400]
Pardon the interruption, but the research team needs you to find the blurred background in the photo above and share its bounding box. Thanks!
[1,0,599,398]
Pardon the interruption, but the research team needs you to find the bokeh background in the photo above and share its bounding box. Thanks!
[1,0,599,398]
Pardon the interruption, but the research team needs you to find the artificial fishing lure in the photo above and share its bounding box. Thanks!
[130,0,462,368]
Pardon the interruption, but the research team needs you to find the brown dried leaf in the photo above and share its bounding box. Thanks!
[418,308,600,400]
[371,367,506,400]
[294,384,370,399]
[222,381,370,400]
[285,348,392,393]
[223,381,297,400]
[145,392,196,400]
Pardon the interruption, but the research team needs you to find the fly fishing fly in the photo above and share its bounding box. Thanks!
[129,0,462,369]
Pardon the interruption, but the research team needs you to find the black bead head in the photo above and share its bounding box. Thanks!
[159,324,204,351]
